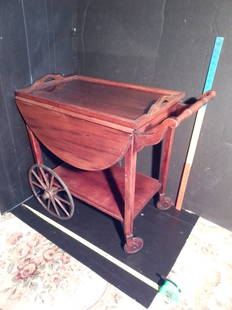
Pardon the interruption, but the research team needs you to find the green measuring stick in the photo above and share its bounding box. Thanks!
[176,36,224,211]
[203,37,224,93]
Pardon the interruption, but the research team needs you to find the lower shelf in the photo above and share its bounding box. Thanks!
[54,164,161,222]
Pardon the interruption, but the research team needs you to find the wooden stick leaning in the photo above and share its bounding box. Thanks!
[175,37,224,211]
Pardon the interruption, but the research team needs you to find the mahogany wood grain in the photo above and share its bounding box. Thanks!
[134,118,177,152]
[15,74,216,253]
[18,74,183,96]
[135,93,184,129]
[27,125,43,165]
[159,127,175,195]
[16,75,185,131]
[16,97,135,132]
[17,100,131,171]
[134,90,216,152]
[28,74,65,91]
[76,75,184,96]
[124,139,137,237]
[174,90,216,124]
[54,164,161,222]
[28,79,162,120]
[135,101,184,133]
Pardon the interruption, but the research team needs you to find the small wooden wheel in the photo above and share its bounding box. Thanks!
[157,195,174,211]
[29,164,75,220]
[124,237,144,254]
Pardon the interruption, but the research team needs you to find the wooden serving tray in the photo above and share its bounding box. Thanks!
[16,74,185,131]
[16,75,185,171]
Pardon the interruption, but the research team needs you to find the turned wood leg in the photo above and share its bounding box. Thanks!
[27,125,43,165]
[157,127,175,210]
[123,142,143,254]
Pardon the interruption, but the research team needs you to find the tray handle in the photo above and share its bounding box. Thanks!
[174,90,216,124]
[147,94,184,115]
[135,90,216,151]
[32,74,64,87]
[22,74,64,92]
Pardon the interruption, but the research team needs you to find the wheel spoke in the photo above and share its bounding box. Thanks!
[51,196,60,217]
[39,167,49,187]
[31,170,46,188]
[31,180,44,190]
[54,195,71,206]
[49,174,55,190]
[29,164,74,219]
[55,188,65,193]
[54,197,70,216]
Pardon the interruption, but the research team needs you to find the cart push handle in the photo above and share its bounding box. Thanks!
[174,90,216,124]
[134,90,216,151]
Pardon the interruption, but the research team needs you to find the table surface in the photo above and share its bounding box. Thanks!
[31,79,162,121]
[16,76,185,124]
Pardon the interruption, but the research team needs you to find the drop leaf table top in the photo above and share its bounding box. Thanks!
[15,74,216,253]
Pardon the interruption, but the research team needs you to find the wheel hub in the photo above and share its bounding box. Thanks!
[42,189,55,200]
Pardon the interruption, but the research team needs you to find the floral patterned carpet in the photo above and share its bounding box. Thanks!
[0,209,232,310]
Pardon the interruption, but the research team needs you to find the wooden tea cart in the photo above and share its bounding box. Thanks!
[15,74,215,254]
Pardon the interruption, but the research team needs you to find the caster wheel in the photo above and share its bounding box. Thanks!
[29,164,74,220]
[157,195,174,211]
[124,237,144,254]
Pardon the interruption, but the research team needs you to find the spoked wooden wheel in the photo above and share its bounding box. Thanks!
[29,164,75,220]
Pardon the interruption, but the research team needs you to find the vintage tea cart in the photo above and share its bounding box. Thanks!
[15,74,215,254]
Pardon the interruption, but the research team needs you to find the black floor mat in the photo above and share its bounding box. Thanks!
[12,197,198,308]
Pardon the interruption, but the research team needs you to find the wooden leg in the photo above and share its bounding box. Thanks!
[26,125,43,165]
[157,127,175,210]
[123,142,143,254]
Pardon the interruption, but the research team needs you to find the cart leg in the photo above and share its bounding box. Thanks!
[124,142,143,254]
[157,127,175,210]
[26,125,43,165]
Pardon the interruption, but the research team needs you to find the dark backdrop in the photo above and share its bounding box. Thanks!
[0,0,79,212]
[1,0,231,230]
[77,0,232,230]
